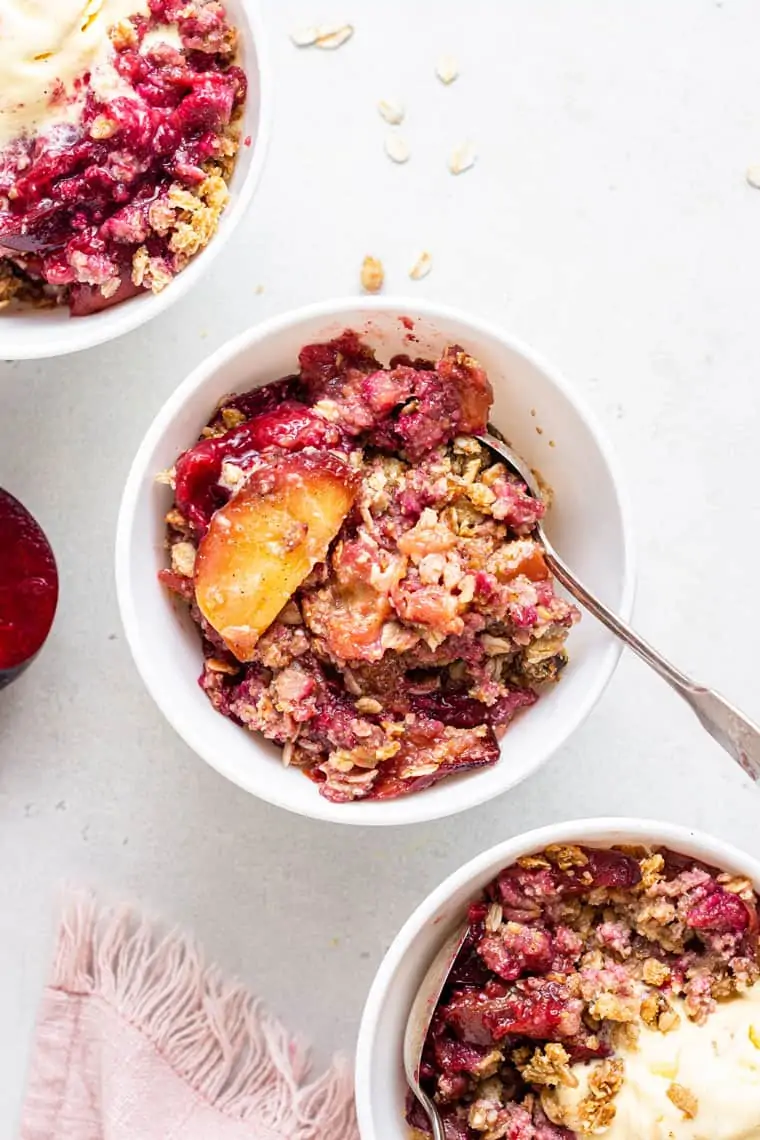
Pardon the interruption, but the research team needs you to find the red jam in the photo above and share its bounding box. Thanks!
[174,402,341,533]
[0,489,59,686]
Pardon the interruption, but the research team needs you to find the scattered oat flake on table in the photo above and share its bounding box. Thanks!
[315,23,354,48]
[314,24,353,49]
[409,251,432,280]
[360,256,384,293]
[436,54,459,84]
[449,141,476,174]
[378,99,405,125]
[290,25,319,46]
[290,23,353,49]
[385,134,410,163]
[746,164,760,188]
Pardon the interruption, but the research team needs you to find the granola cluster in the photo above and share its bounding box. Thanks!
[159,332,579,802]
[409,844,760,1139]
[0,0,245,317]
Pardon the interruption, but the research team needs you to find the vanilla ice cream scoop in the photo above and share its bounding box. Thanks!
[0,0,153,147]
[553,988,760,1139]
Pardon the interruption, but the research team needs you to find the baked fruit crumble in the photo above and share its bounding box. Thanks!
[0,0,246,317]
[158,331,579,802]
[408,843,760,1139]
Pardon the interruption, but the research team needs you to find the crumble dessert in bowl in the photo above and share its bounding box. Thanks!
[355,819,760,1140]
[156,330,581,803]
[0,0,270,358]
[116,299,633,825]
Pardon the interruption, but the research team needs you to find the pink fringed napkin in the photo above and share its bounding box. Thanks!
[21,893,359,1140]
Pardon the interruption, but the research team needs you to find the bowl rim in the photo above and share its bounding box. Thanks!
[354,816,760,1140]
[0,0,273,361]
[115,295,637,826]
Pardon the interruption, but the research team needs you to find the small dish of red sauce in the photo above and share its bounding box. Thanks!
[0,489,59,689]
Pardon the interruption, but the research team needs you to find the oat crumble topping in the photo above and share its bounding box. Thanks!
[666,1082,699,1120]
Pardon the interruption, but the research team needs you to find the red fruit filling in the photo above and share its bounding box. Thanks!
[299,332,494,462]
[686,883,752,932]
[0,0,246,315]
[174,403,341,534]
[0,489,58,685]
[159,332,579,802]
[409,844,760,1139]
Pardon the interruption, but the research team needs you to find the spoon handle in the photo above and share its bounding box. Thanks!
[418,1089,447,1140]
[543,537,760,780]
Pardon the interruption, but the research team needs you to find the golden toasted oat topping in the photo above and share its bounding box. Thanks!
[666,1082,699,1119]
[515,1044,578,1089]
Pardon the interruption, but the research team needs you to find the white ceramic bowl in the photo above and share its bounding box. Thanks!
[355,817,760,1140]
[0,0,271,361]
[115,297,635,826]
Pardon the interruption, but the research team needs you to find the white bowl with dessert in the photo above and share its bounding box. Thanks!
[115,297,634,825]
[355,818,760,1140]
[0,0,271,359]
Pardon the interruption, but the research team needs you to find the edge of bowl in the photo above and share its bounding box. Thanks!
[0,0,274,361]
[115,296,637,826]
[354,816,760,1139]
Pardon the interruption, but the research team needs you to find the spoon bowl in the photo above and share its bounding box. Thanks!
[402,922,469,1140]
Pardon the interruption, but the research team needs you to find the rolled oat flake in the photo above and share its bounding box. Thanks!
[385,134,411,164]
[448,141,477,175]
[378,99,405,125]
[409,251,433,280]
[436,54,459,84]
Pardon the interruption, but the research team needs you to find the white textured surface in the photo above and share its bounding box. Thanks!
[1,0,760,1132]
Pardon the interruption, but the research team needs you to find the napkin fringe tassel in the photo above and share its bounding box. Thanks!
[53,890,357,1140]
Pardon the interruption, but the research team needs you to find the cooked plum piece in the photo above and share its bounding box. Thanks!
[194,452,358,660]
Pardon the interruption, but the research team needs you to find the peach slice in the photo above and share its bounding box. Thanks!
[504,545,549,582]
[194,452,359,661]
[495,539,550,583]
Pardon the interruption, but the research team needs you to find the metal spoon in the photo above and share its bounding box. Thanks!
[477,428,760,780]
[403,921,470,1140]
